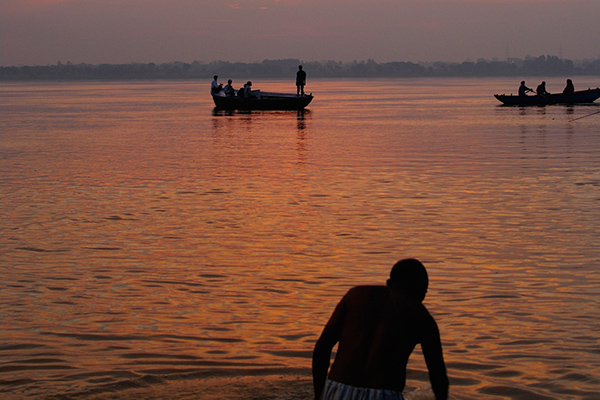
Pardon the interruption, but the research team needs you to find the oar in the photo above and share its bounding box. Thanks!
[536,92,551,104]
[569,110,600,122]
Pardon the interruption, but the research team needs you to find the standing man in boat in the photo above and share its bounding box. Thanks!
[312,258,449,400]
[211,75,223,94]
[296,65,307,97]
[519,81,533,96]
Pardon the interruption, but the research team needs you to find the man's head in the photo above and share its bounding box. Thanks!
[388,258,429,302]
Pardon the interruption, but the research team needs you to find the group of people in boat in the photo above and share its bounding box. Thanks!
[211,76,257,99]
[210,65,308,99]
[519,79,575,97]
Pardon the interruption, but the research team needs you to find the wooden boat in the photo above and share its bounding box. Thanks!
[494,88,600,106]
[212,90,313,110]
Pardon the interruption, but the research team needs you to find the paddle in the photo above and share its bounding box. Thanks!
[569,110,600,122]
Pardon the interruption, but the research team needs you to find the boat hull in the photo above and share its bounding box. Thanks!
[212,92,313,110]
[494,88,600,106]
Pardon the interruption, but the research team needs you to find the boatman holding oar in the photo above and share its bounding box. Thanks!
[313,259,449,400]
[519,81,534,96]
[536,81,550,97]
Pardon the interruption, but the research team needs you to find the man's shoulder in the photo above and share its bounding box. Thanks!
[347,284,386,292]
[344,285,387,301]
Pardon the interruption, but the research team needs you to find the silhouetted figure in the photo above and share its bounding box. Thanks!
[244,81,255,98]
[536,81,550,97]
[313,259,449,400]
[238,83,247,98]
[211,75,223,94]
[224,79,235,97]
[296,65,307,96]
[563,79,575,95]
[518,81,534,96]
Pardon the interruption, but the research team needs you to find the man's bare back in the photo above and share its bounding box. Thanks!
[312,259,448,400]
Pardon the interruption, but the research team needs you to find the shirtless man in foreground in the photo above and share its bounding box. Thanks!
[312,259,449,400]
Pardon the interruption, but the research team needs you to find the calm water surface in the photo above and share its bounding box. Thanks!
[1,78,599,399]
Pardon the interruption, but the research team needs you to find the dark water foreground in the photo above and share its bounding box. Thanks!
[55,373,438,400]
[46,371,314,400]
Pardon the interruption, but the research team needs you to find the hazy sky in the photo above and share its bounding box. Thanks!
[1,0,599,66]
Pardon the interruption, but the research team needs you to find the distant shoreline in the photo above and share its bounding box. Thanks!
[2,56,600,82]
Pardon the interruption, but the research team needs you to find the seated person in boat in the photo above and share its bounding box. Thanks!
[237,83,247,97]
[518,81,534,96]
[211,75,223,94]
[243,81,258,99]
[563,79,575,95]
[536,81,550,96]
[224,79,235,97]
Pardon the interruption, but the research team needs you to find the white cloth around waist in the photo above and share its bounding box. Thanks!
[322,379,405,400]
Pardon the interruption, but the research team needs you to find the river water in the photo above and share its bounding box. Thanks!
[1,77,599,400]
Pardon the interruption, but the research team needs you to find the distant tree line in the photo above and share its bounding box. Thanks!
[2,55,600,81]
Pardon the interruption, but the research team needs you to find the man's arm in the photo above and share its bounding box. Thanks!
[312,297,347,400]
[421,317,449,400]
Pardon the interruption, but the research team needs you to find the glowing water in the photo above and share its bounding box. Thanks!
[1,78,599,399]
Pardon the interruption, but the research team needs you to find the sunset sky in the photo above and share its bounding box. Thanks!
[1,0,599,66]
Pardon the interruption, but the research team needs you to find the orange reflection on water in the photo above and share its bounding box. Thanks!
[1,79,599,399]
